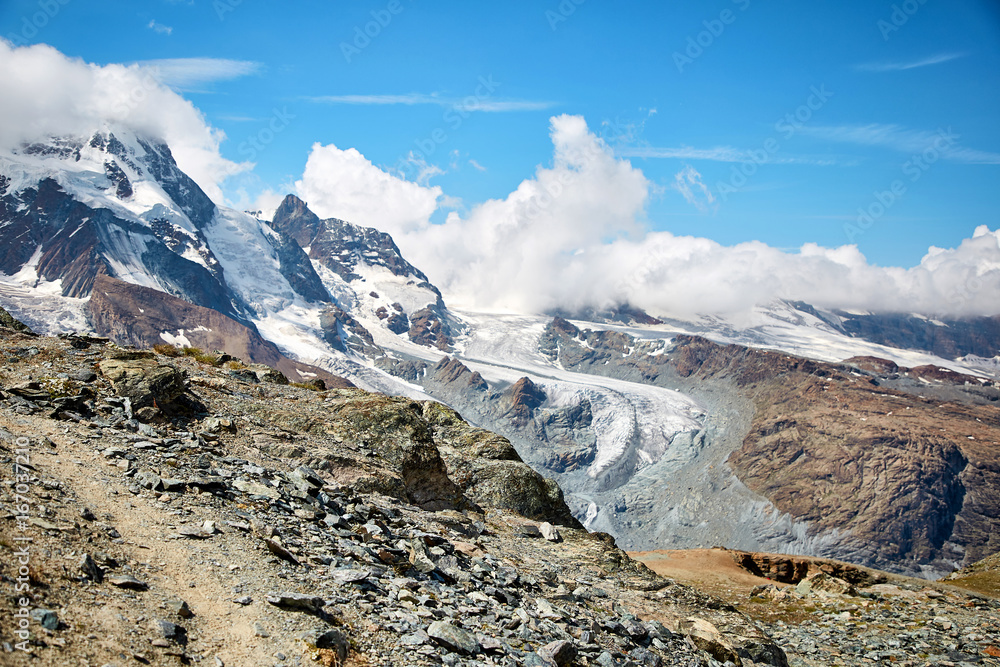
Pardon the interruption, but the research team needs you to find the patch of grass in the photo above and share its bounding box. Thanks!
[224,360,247,370]
[153,343,181,357]
[946,572,1000,598]
[291,380,326,391]
[182,347,222,366]
[41,377,74,398]
[741,599,821,625]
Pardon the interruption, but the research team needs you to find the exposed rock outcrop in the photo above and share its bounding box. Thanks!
[0,304,34,334]
[87,275,352,389]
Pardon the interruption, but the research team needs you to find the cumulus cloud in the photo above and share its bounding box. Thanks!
[294,114,1000,318]
[0,41,249,202]
[293,142,442,237]
[392,114,651,313]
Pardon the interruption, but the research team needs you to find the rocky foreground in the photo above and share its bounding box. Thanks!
[0,320,998,667]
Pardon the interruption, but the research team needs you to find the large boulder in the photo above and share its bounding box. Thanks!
[0,305,34,334]
[98,358,186,408]
[425,402,583,528]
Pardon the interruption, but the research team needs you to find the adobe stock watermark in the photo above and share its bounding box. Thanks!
[843,127,958,242]
[238,107,295,162]
[715,84,833,202]
[4,0,72,46]
[340,0,411,63]
[673,0,751,74]
[546,0,586,31]
[392,76,500,182]
[8,435,35,652]
[877,0,930,41]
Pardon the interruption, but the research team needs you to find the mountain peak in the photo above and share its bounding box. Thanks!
[272,194,322,248]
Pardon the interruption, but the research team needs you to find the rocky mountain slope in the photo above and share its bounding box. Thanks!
[0,319,800,666]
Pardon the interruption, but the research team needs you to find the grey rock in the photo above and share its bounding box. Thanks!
[539,522,561,542]
[79,553,103,582]
[264,538,301,565]
[630,646,663,666]
[177,525,210,539]
[330,568,370,584]
[71,369,97,382]
[233,479,281,499]
[30,609,58,631]
[108,574,148,590]
[538,639,577,666]
[409,538,436,574]
[516,524,542,539]
[135,470,163,491]
[153,619,186,643]
[266,592,325,613]
[427,620,481,654]
[299,627,349,660]
[160,477,186,492]
[400,630,429,646]
[98,358,185,409]
[166,599,193,618]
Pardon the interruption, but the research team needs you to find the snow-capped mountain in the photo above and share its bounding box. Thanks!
[3,130,999,579]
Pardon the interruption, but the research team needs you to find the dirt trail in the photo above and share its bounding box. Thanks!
[0,412,305,666]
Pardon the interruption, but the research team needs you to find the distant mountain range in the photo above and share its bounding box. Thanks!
[2,128,999,578]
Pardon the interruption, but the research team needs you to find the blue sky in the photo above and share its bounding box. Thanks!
[2,0,999,269]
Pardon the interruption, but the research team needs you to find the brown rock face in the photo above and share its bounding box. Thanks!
[670,335,1000,570]
[87,275,352,389]
[408,307,453,351]
[432,357,487,391]
[728,549,885,586]
[504,377,546,428]
[843,356,900,374]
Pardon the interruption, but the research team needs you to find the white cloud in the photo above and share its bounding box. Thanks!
[802,124,1000,164]
[671,165,715,213]
[293,142,442,237]
[137,57,261,90]
[147,20,173,36]
[855,52,967,72]
[397,151,444,185]
[468,158,487,172]
[394,114,652,313]
[617,145,844,166]
[0,41,250,202]
[293,114,999,318]
[310,93,554,112]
